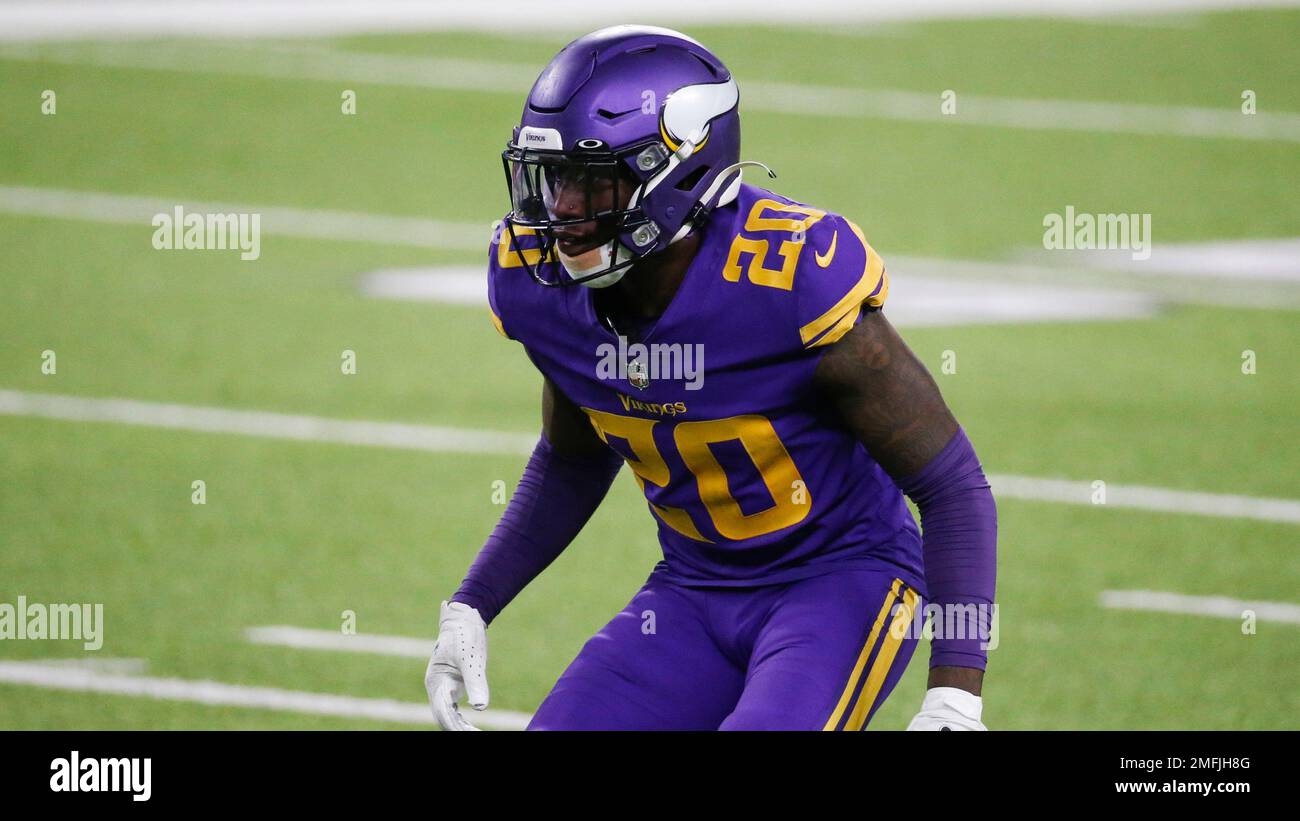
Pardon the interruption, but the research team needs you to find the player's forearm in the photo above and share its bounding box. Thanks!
[928,665,984,696]
[897,427,998,673]
[451,434,622,625]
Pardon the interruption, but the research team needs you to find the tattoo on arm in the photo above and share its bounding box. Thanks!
[812,311,958,479]
[816,313,984,692]
[815,313,985,692]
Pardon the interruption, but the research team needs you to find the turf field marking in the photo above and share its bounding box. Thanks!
[360,266,488,306]
[3,389,1299,526]
[359,265,1160,325]
[246,626,431,659]
[887,252,1300,308]
[0,184,488,251]
[742,81,1300,143]
[3,40,1298,143]
[0,660,532,730]
[9,657,150,675]
[1022,238,1300,281]
[989,475,1300,525]
[1100,590,1300,624]
[0,389,539,456]
[0,0,1272,42]
[3,183,1296,309]
[5,180,1294,309]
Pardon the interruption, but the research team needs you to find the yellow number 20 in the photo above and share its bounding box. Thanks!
[721,199,826,291]
[583,409,811,542]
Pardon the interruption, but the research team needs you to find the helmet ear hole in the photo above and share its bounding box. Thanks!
[674,165,709,192]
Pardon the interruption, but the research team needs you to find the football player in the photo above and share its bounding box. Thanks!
[426,25,996,731]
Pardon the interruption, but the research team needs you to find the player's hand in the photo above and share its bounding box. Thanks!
[425,600,489,731]
[906,686,987,731]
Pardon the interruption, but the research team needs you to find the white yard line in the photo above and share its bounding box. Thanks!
[8,657,150,675]
[246,626,432,659]
[1022,239,1300,281]
[0,184,488,251]
[2,40,1297,142]
[0,41,542,94]
[2,0,1291,41]
[743,82,1300,143]
[4,183,1297,309]
[882,273,1157,326]
[360,266,489,306]
[893,253,1300,309]
[0,389,539,456]
[0,660,532,729]
[989,475,1300,525]
[2,388,1298,526]
[359,265,1161,325]
[1100,590,1300,623]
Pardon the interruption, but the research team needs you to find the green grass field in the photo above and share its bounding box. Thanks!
[1,9,1297,729]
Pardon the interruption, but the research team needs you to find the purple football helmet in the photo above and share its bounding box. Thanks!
[502,25,746,288]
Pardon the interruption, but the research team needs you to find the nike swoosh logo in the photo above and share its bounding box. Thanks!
[815,230,838,268]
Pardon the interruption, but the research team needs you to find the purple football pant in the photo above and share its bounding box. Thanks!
[527,567,923,730]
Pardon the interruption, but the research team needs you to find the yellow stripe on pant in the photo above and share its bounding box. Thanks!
[843,584,919,730]
[823,578,902,731]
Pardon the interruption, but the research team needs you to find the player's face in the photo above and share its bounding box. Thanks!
[543,161,635,257]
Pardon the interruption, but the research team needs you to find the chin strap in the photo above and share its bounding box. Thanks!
[559,239,632,289]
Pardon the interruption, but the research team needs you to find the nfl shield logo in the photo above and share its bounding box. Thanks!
[628,358,650,390]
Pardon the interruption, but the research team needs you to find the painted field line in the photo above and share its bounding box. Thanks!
[0,389,539,456]
[359,264,1161,325]
[1020,238,1300,281]
[0,184,488,251]
[988,474,1300,525]
[0,660,531,730]
[1100,590,1300,624]
[3,40,1298,142]
[3,388,1298,526]
[247,626,431,659]
[5,183,1297,310]
[3,182,1296,310]
[4,657,150,675]
[2,0,1289,42]
[744,82,1300,143]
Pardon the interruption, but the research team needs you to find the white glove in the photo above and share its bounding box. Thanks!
[906,687,987,731]
[425,600,490,731]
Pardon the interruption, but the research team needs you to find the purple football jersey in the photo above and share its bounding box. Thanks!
[488,183,923,588]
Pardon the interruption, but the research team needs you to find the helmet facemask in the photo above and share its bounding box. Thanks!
[502,144,656,288]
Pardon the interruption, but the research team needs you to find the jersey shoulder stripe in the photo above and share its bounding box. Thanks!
[486,220,561,341]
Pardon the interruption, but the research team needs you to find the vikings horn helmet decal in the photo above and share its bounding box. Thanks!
[658,77,739,155]
[501,26,748,288]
